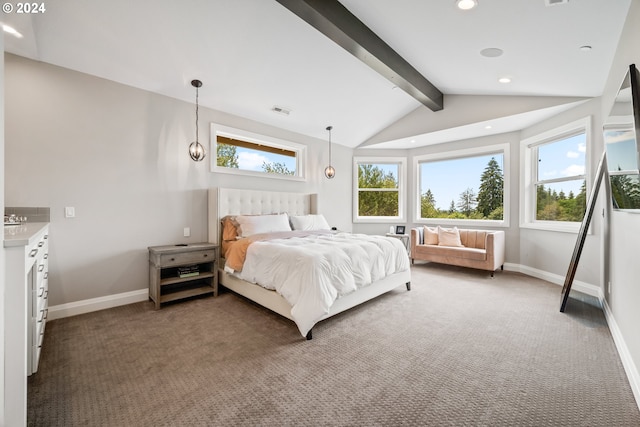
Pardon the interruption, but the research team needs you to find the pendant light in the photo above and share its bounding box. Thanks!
[324,125,336,179]
[188,79,206,162]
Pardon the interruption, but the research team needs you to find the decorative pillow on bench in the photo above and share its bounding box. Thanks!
[437,226,463,247]
[424,226,439,245]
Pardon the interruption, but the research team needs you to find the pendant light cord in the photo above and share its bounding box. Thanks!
[327,125,333,166]
[195,85,199,144]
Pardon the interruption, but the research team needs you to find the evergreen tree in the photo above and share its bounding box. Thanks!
[457,188,477,217]
[476,157,504,218]
[420,189,438,218]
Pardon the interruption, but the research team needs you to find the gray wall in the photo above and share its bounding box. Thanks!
[4,54,353,306]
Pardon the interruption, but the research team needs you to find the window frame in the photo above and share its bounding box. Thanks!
[210,123,307,181]
[413,143,510,228]
[353,157,407,223]
[520,116,591,233]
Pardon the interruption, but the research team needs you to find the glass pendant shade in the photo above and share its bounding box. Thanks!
[324,165,336,179]
[189,141,206,161]
[324,125,335,179]
[189,79,205,162]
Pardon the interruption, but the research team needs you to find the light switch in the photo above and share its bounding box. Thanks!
[65,207,75,218]
[183,227,191,237]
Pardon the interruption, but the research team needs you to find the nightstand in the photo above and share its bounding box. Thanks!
[148,243,218,309]
[385,233,410,254]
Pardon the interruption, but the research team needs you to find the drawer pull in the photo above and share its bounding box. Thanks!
[203,254,208,258]
[38,241,44,247]
[44,290,48,299]
[170,258,175,262]
[44,254,48,259]
[29,249,38,257]
[38,264,45,272]
[44,272,48,279]
[38,288,44,298]
[44,235,48,239]
[44,309,48,320]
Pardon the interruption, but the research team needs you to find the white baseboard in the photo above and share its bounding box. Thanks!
[47,288,148,321]
[503,262,602,299]
[601,297,640,411]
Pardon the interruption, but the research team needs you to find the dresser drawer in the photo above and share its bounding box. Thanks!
[159,249,216,267]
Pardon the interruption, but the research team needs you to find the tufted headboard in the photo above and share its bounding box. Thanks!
[208,187,318,245]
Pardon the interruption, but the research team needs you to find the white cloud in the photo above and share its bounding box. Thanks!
[578,142,586,153]
[543,170,558,177]
[238,152,269,171]
[566,151,580,158]
[563,164,585,176]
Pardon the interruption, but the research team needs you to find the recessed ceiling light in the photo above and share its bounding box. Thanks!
[579,45,592,52]
[485,125,492,129]
[498,76,512,84]
[410,139,416,144]
[3,25,23,38]
[456,0,478,10]
[480,48,503,58]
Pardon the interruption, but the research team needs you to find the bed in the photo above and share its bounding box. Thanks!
[208,187,411,339]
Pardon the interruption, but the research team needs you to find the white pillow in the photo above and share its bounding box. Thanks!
[290,214,331,231]
[437,226,463,247]
[235,213,291,238]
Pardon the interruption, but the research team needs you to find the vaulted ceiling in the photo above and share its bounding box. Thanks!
[2,0,632,148]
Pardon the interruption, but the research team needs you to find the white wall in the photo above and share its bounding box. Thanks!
[1,31,6,426]
[599,0,640,402]
[4,54,353,307]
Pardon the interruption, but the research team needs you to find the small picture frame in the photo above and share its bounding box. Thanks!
[395,225,405,235]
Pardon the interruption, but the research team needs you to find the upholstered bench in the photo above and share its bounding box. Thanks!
[410,226,505,276]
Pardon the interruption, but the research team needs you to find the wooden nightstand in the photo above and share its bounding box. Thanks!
[148,243,218,309]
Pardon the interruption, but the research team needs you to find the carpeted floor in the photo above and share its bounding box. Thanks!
[28,264,640,426]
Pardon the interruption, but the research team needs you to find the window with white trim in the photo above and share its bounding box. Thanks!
[353,157,406,223]
[210,123,306,181]
[521,117,590,232]
[414,143,509,227]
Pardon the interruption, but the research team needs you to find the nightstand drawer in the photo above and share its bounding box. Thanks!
[160,250,215,267]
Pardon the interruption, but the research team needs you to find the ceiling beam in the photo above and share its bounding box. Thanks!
[275,0,443,111]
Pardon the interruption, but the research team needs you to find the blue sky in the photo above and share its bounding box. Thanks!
[604,129,638,172]
[234,147,296,172]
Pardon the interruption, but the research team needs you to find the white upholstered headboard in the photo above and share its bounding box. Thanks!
[208,187,318,244]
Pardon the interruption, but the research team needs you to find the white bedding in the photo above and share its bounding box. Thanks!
[234,231,410,336]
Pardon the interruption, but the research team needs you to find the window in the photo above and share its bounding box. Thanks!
[210,123,306,180]
[414,143,509,227]
[521,117,590,232]
[353,157,406,223]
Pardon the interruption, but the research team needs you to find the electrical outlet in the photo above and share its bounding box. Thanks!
[183,227,191,237]
[64,207,75,218]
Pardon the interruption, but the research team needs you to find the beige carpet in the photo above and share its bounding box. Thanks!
[28,264,640,426]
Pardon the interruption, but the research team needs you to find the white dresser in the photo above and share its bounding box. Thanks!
[4,222,50,426]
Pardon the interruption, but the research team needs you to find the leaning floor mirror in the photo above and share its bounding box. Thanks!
[603,63,640,210]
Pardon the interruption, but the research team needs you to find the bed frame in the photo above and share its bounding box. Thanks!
[208,187,411,339]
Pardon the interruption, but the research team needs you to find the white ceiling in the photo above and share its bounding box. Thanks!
[2,0,632,148]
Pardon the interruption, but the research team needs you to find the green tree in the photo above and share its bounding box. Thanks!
[262,161,294,175]
[358,164,399,216]
[217,143,239,168]
[420,189,438,218]
[476,157,504,218]
[457,188,477,218]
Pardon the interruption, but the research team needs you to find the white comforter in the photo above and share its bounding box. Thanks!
[236,232,410,336]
